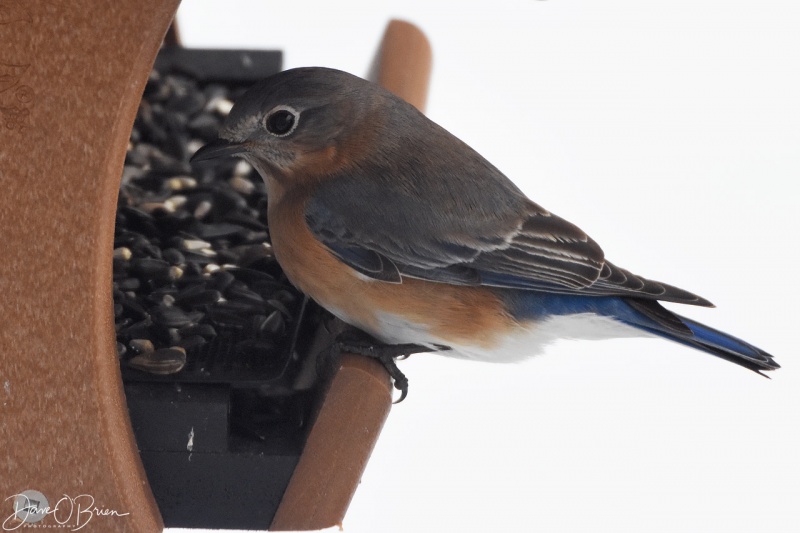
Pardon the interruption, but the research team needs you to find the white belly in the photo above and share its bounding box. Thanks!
[367,310,650,363]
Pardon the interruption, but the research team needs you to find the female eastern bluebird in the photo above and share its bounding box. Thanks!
[192,67,778,398]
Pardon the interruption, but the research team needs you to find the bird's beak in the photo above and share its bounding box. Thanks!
[190,139,249,162]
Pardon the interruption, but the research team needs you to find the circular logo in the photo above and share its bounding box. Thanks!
[12,490,49,524]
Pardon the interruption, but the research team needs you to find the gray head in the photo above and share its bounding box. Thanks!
[191,67,390,181]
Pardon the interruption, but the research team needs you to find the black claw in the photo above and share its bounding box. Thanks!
[330,336,449,403]
[378,353,409,403]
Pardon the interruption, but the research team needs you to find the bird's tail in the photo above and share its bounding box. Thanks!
[620,300,780,375]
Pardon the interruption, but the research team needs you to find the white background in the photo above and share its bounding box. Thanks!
[172,1,799,532]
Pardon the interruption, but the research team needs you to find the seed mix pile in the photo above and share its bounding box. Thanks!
[114,66,305,380]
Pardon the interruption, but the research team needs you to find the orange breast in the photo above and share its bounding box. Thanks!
[267,188,516,348]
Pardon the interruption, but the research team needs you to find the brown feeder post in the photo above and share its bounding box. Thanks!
[1,3,430,531]
[1,1,179,532]
[368,19,433,112]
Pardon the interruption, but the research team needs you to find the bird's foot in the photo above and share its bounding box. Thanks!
[330,336,449,403]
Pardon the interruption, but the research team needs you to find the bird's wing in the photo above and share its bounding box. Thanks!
[304,159,710,307]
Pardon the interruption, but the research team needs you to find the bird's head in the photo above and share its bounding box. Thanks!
[191,67,384,188]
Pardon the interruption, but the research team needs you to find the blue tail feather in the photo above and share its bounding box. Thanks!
[503,291,779,374]
[616,303,779,374]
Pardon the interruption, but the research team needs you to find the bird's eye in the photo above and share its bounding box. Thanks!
[264,106,299,137]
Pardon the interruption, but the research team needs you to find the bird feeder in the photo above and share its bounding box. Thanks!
[0,1,431,531]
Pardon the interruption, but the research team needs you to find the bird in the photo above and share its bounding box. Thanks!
[191,66,778,400]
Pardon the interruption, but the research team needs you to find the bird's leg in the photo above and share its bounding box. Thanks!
[335,341,422,403]
[327,326,449,403]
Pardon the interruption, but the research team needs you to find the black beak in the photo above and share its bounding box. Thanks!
[190,139,248,163]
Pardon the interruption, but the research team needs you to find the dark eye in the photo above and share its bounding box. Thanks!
[265,106,298,136]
